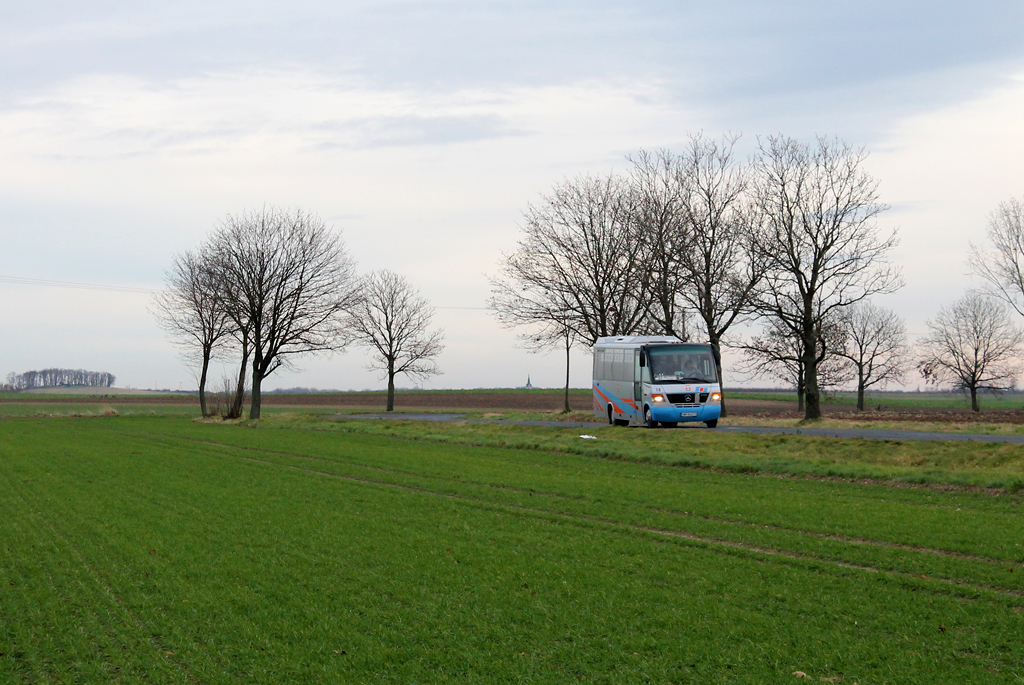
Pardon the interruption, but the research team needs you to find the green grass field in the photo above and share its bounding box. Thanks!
[3,415,1024,683]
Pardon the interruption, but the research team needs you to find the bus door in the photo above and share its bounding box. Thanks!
[633,350,642,406]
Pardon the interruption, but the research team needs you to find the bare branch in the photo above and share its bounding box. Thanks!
[345,270,444,411]
[835,301,909,410]
[151,247,234,416]
[750,134,902,419]
[209,207,359,419]
[917,292,1024,412]
[968,197,1024,318]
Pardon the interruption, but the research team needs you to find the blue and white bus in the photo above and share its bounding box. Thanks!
[592,336,722,428]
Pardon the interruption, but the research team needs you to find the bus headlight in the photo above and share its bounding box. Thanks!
[711,392,721,402]
[652,394,666,403]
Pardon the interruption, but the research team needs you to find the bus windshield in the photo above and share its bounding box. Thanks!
[647,345,718,384]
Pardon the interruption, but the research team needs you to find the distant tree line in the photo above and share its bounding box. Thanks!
[153,207,444,419]
[3,368,115,391]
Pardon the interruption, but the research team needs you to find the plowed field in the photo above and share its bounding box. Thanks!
[5,390,1024,423]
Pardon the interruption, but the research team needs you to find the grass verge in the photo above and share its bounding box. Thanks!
[300,413,1024,491]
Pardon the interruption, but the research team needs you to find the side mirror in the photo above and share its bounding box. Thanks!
[639,351,647,367]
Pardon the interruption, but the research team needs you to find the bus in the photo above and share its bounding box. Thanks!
[592,335,722,428]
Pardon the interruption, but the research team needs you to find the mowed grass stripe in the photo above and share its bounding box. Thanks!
[125,420,1024,596]
[141,429,1024,606]
[329,416,1024,490]
[4,417,1024,683]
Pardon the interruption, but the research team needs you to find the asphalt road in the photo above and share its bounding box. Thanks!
[343,413,1024,444]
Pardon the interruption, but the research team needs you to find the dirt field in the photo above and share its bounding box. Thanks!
[4,390,1024,423]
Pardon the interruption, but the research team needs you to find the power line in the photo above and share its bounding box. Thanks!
[0,274,490,310]
[0,275,158,294]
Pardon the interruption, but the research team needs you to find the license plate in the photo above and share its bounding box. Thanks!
[681,412,697,417]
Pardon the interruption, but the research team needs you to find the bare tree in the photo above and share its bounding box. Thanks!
[969,197,1024,317]
[346,270,444,412]
[494,173,653,347]
[528,323,579,414]
[490,173,654,409]
[671,133,763,418]
[737,314,852,412]
[152,248,233,416]
[750,135,901,419]
[489,282,579,413]
[216,280,254,420]
[628,149,691,340]
[835,301,908,411]
[918,292,1024,412]
[211,207,359,419]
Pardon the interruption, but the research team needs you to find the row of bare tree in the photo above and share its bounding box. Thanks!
[714,189,1024,413]
[925,198,1024,411]
[739,300,908,412]
[490,133,901,419]
[3,368,115,391]
[153,207,444,418]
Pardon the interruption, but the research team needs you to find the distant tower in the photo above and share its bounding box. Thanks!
[525,375,533,389]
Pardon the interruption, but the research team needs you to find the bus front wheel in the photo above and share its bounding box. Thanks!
[644,406,658,429]
[705,419,718,428]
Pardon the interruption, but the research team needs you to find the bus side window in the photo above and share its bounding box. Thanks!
[613,349,626,381]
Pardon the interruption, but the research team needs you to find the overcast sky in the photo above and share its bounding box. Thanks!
[3,1,1024,391]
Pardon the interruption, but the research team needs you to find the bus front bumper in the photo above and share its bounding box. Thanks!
[649,404,721,423]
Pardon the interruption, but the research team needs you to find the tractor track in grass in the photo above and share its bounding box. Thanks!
[225,451,1024,606]
[138,431,1024,606]
[148,430,1024,570]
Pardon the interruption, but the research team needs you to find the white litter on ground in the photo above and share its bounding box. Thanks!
[579,435,597,440]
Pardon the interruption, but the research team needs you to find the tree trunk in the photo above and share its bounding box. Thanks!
[796,362,805,413]
[856,367,866,412]
[562,337,571,414]
[249,364,263,420]
[386,360,396,412]
[198,350,211,417]
[802,330,821,420]
[229,335,250,420]
[970,385,979,412]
